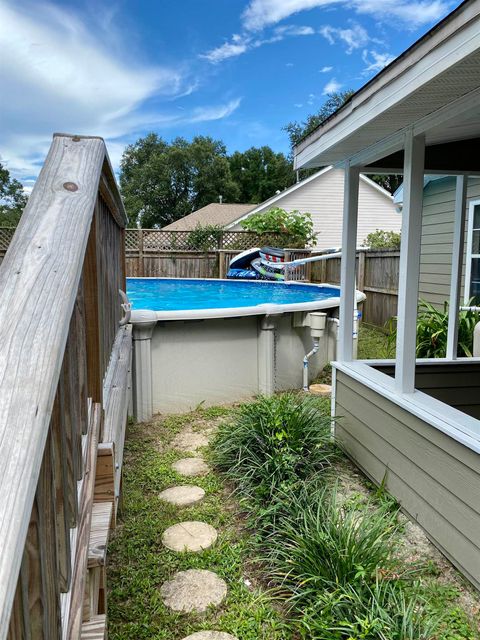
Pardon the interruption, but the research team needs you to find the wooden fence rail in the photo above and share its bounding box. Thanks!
[0,134,131,639]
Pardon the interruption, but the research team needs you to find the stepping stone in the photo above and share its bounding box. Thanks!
[309,383,332,396]
[182,633,238,640]
[159,485,205,507]
[160,569,227,613]
[173,458,210,477]
[171,430,209,453]
[162,521,218,552]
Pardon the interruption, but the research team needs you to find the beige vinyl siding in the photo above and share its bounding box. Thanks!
[419,176,480,306]
[231,169,401,251]
[335,368,480,590]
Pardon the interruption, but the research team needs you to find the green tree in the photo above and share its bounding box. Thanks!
[0,163,28,226]
[120,134,239,227]
[229,146,295,203]
[189,137,239,211]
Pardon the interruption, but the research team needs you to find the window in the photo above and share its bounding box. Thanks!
[465,200,480,304]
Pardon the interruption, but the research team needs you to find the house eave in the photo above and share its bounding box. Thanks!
[294,0,480,170]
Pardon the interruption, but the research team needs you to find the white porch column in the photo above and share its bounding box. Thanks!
[338,162,360,362]
[395,131,425,394]
[446,175,468,360]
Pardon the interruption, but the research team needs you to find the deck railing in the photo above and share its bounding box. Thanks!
[0,134,129,639]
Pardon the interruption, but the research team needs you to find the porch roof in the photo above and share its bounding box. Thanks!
[294,0,480,171]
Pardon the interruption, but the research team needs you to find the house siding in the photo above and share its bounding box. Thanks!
[419,176,480,306]
[231,169,401,251]
[334,368,480,590]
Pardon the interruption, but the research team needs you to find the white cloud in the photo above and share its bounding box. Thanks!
[275,24,315,36]
[294,103,304,107]
[242,0,450,31]
[323,78,342,94]
[0,1,240,180]
[320,65,333,73]
[286,62,294,67]
[319,23,369,53]
[362,49,396,73]
[201,23,314,64]
[201,40,249,63]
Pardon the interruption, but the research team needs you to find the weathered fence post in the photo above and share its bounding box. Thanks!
[357,250,366,291]
[138,229,144,277]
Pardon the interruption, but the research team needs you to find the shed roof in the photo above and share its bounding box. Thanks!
[162,203,256,230]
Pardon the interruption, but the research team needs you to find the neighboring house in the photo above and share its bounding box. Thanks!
[293,0,480,591]
[161,203,256,231]
[394,176,480,306]
[163,167,400,250]
[227,167,400,250]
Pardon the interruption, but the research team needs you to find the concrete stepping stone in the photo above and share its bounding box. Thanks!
[171,430,209,453]
[173,458,210,477]
[159,485,205,507]
[182,633,238,640]
[160,569,227,613]
[162,521,218,552]
[309,383,332,396]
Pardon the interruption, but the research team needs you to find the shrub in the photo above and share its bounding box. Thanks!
[415,299,480,358]
[240,207,316,247]
[187,223,223,251]
[211,393,334,505]
[363,229,401,249]
[265,484,401,601]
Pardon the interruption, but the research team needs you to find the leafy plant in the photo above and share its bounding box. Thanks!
[265,483,401,600]
[415,299,480,358]
[363,229,401,249]
[240,207,316,247]
[211,393,334,505]
[187,223,223,251]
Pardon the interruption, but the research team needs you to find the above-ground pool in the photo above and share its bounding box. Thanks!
[127,277,343,319]
[128,278,364,417]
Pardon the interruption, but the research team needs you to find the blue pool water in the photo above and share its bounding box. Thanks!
[127,278,339,312]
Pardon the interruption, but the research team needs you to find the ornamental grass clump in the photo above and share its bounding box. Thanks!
[299,580,444,640]
[211,393,335,505]
[264,484,401,602]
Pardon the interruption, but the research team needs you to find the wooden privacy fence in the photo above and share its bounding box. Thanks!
[0,134,132,639]
[311,249,400,327]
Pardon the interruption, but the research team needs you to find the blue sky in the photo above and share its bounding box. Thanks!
[0,0,461,189]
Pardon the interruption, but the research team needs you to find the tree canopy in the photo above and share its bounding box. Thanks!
[229,146,294,204]
[0,163,28,227]
[120,134,240,228]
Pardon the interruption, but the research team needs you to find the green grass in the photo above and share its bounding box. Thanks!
[357,323,395,360]
[108,408,290,640]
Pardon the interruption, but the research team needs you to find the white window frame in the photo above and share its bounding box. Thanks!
[464,199,480,304]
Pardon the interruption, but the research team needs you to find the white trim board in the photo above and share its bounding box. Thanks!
[464,198,480,304]
[333,360,480,455]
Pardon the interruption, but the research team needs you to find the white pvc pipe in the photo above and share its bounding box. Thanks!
[303,338,320,391]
